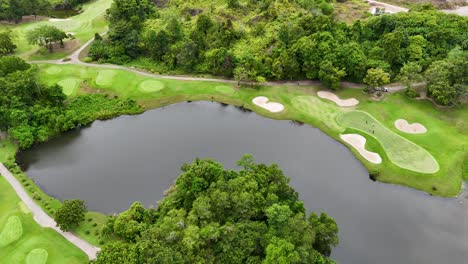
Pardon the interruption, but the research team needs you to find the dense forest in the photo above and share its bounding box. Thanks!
[88,0,467,105]
[0,0,90,22]
[0,56,142,149]
[93,155,339,264]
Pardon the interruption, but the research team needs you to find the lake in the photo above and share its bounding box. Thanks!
[18,102,468,264]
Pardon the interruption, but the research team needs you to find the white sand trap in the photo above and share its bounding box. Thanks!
[49,18,71,22]
[394,119,427,134]
[252,96,284,113]
[317,91,359,107]
[340,134,382,164]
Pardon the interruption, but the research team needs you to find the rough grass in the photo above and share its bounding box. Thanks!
[4,0,111,60]
[30,63,468,197]
[57,78,80,96]
[0,216,23,247]
[0,138,17,163]
[0,177,87,263]
[26,248,48,264]
[337,110,439,173]
[138,80,165,92]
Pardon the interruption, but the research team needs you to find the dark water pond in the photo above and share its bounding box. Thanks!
[18,102,468,264]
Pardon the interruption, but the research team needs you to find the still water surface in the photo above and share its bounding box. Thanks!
[19,102,467,264]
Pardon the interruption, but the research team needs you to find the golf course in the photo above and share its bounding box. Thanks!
[0,0,467,263]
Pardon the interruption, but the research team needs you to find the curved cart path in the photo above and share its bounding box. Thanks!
[0,163,100,260]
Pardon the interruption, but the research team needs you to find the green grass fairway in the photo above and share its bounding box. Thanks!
[4,0,111,60]
[0,177,87,263]
[0,139,17,163]
[337,111,439,173]
[57,78,80,96]
[0,216,23,247]
[139,80,165,92]
[45,66,63,75]
[215,85,235,95]
[95,70,117,87]
[291,96,345,132]
[26,249,48,264]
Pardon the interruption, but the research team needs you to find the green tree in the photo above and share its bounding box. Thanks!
[0,30,17,55]
[318,60,346,90]
[398,62,423,89]
[54,199,87,231]
[363,68,390,90]
[27,25,67,52]
[309,212,339,256]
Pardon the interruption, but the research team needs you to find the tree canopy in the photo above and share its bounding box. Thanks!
[93,155,339,263]
[89,0,467,100]
[0,56,143,149]
[55,199,87,231]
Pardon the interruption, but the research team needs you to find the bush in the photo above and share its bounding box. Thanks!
[405,87,419,98]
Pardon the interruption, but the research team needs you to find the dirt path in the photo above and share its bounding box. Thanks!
[0,163,100,260]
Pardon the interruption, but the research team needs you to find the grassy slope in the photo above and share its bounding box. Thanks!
[36,63,468,196]
[3,0,111,60]
[0,177,87,264]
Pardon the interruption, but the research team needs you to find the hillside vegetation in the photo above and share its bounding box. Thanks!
[88,0,467,105]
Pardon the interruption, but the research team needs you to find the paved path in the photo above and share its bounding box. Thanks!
[368,0,408,13]
[0,163,100,260]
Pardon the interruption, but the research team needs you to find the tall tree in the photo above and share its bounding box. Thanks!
[54,199,87,231]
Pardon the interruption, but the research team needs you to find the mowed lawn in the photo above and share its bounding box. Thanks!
[0,177,87,263]
[337,110,439,174]
[3,0,111,60]
[35,63,468,196]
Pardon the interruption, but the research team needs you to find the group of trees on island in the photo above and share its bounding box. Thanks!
[93,155,339,263]
[87,0,466,105]
[0,55,142,149]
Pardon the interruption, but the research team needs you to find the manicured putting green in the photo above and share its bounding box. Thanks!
[0,216,23,247]
[46,66,62,75]
[95,70,117,87]
[337,111,439,173]
[138,80,165,92]
[26,249,48,264]
[57,78,80,96]
[215,85,235,95]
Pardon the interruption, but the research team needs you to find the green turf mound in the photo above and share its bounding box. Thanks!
[138,80,165,92]
[26,249,48,264]
[215,85,235,95]
[95,70,118,87]
[0,216,23,247]
[45,66,62,75]
[57,78,80,96]
[337,111,439,173]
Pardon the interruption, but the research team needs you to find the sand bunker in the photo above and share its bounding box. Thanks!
[340,134,382,164]
[49,18,71,22]
[317,91,359,107]
[394,119,427,134]
[252,96,284,113]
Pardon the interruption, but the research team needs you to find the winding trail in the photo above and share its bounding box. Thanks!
[0,163,99,260]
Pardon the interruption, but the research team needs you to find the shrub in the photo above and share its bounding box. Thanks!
[405,87,419,98]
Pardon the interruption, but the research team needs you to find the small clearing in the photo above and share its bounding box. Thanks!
[95,70,117,87]
[341,134,382,164]
[45,66,62,75]
[394,119,427,134]
[317,91,359,107]
[252,96,284,113]
[57,78,79,96]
